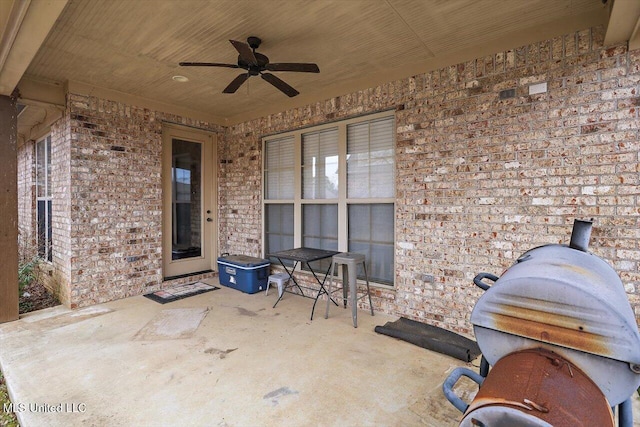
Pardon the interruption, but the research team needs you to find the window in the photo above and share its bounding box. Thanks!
[36,135,52,262]
[263,112,395,285]
[264,136,295,262]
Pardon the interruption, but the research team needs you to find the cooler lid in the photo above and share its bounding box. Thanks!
[217,255,270,267]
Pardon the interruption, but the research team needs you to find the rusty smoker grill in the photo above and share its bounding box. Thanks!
[443,220,640,426]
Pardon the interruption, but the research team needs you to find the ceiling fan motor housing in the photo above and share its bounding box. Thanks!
[246,36,261,49]
[239,52,269,75]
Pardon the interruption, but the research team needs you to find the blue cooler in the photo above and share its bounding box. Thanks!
[217,255,271,294]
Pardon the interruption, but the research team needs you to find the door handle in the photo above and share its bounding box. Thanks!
[206,218,213,222]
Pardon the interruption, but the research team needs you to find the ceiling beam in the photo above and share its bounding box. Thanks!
[0,0,68,96]
[66,80,227,126]
[604,0,640,48]
[17,76,65,107]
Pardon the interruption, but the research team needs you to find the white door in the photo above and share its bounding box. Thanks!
[162,125,217,277]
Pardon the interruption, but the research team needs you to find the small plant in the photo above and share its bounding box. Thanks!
[0,370,19,427]
[16,228,60,314]
[18,258,38,295]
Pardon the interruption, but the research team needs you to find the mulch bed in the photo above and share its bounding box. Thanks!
[19,279,60,314]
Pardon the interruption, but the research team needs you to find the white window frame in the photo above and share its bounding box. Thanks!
[262,110,395,287]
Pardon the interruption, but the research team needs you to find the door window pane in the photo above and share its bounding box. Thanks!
[171,139,202,260]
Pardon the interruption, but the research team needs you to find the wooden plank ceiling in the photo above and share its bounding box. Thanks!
[12,0,612,125]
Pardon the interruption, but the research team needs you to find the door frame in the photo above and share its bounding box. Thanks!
[161,123,217,278]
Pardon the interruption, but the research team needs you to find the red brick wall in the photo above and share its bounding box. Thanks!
[224,26,640,333]
[17,140,36,261]
[59,95,223,307]
[393,28,640,332]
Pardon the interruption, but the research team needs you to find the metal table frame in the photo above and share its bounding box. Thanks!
[268,247,340,320]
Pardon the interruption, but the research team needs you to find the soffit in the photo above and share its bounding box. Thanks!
[17,0,609,125]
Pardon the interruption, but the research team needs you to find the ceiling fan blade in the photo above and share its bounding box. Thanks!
[229,40,257,65]
[223,73,250,93]
[261,73,299,97]
[266,63,320,73]
[179,62,239,68]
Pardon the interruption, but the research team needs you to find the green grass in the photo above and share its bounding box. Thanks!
[0,370,18,427]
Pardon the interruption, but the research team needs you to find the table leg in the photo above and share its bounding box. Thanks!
[309,261,339,321]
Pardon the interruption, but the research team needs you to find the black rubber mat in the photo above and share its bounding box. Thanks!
[374,317,481,362]
[144,282,219,304]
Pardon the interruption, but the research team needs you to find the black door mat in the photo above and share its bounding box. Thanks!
[374,317,481,362]
[144,282,219,304]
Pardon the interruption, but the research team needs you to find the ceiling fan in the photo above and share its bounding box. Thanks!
[179,36,320,97]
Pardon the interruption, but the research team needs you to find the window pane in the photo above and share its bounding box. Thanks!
[349,204,370,241]
[302,128,338,199]
[37,200,46,258]
[303,204,338,242]
[36,139,46,198]
[47,200,52,262]
[347,116,394,198]
[36,135,53,261]
[265,204,294,263]
[348,203,394,284]
[265,136,295,200]
[303,204,338,271]
[45,136,52,197]
[371,203,394,242]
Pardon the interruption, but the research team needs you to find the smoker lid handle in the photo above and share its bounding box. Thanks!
[474,272,499,291]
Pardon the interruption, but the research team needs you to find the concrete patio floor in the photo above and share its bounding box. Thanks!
[0,278,475,427]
